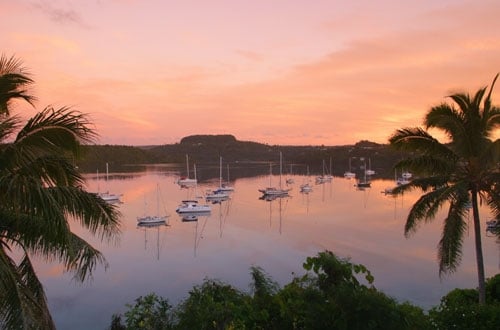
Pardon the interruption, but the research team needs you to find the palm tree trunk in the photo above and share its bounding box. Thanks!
[471,191,486,304]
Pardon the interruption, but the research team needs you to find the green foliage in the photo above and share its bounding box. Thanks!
[122,293,173,330]
[303,250,375,292]
[429,288,500,330]
[113,251,430,330]
[175,279,252,329]
[111,255,500,329]
[486,273,500,304]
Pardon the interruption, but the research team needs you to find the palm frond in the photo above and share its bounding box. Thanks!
[485,180,500,220]
[63,233,109,282]
[390,127,456,158]
[17,254,55,328]
[447,92,474,117]
[392,175,449,197]
[15,106,97,152]
[483,73,499,113]
[477,140,500,178]
[47,186,121,241]
[425,103,465,142]
[394,155,455,178]
[0,54,32,75]
[0,246,55,329]
[404,186,457,237]
[484,107,500,135]
[437,196,469,276]
[0,209,111,283]
[0,114,20,143]
[0,54,36,115]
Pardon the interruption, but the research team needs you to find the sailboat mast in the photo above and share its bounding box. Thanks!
[219,156,222,188]
[279,152,283,189]
[156,184,160,216]
[269,163,272,187]
[186,154,190,178]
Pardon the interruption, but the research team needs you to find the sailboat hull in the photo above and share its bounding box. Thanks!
[137,215,168,225]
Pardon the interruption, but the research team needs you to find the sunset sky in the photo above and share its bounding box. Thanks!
[2,0,500,146]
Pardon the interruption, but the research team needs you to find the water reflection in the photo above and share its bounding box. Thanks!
[137,221,169,260]
[39,168,500,330]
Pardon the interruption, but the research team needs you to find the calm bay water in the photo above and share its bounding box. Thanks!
[36,165,500,329]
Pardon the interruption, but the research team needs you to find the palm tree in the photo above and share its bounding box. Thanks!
[389,74,500,304]
[0,56,120,328]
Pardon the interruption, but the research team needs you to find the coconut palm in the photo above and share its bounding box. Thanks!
[389,74,500,304]
[0,56,120,329]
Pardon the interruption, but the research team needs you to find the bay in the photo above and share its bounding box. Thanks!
[35,165,500,329]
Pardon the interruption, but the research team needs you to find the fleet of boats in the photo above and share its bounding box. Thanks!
[96,157,500,237]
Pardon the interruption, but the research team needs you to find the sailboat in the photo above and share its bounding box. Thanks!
[286,164,294,184]
[137,218,168,260]
[316,159,333,183]
[365,158,375,176]
[218,164,234,192]
[206,156,230,201]
[402,170,412,179]
[397,169,411,185]
[343,157,356,179]
[137,184,169,225]
[97,163,122,203]
[356,158,371,188]
[177,154,197,187]
[300,166,313,193]
[258,152,291,197]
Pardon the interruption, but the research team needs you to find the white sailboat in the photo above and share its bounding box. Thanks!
[177,154,197,187]
[218,164,235,192]
[402,171,412,179]
[316,159,333,183]
[356,158,371,188]
[344,157,356,179]
[300,166,313,193]
[259,152,291,197]
[206,156,230,201]
[365,158,375,176]
[176,199,211,214]
[137,184,169,225]
[137,220,167,260]
[286,164,294,184]
[98,163,122,203]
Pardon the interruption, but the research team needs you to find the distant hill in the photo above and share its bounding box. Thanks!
[77,134,408,179]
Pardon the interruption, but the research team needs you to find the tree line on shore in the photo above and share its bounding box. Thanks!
[78,135,408,180]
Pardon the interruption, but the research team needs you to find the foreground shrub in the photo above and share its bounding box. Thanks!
[110,251,435,329]
[428,276,500,330]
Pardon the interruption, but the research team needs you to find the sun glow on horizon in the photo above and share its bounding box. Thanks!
[2,0,500,146]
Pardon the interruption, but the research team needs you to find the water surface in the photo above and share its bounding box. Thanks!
[36,167,500,329]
